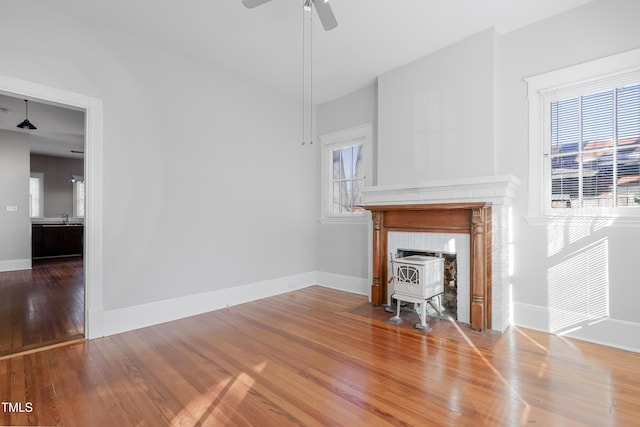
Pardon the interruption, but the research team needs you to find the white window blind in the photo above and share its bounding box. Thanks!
[542,70,640,210]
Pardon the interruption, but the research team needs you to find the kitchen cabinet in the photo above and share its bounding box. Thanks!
[32,225,83,258]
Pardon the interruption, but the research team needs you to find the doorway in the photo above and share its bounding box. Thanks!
[0,74,104,356]
[0,95,85,356]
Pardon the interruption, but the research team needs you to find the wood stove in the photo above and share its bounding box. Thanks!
[388,255,444,330]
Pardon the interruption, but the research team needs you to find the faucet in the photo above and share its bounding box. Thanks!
[62,212,69,225]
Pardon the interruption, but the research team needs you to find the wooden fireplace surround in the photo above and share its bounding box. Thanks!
[365,203,492,331]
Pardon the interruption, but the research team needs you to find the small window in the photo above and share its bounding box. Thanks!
[331,144,364,214]
[320,123,373,223]
[73,177,85,218]
[29,172,44,218]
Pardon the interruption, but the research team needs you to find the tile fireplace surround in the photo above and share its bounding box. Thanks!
[363,175,519,332]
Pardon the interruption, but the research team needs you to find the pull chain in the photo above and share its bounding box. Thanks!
[301,2,305,145]
[301,2,313,146]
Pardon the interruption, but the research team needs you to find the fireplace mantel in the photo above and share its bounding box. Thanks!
[362,175,519,206]
[364,203,491,330]
[362,175,519,332]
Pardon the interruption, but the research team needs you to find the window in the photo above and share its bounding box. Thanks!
[547,82,640,210]
[331,144,364,214]
[73,177,85,218]
[526,48,640,220]
[29,172,44,218]
[320,123,373,223]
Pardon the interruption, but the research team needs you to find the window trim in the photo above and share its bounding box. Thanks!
[319,123,373,224]
[525,48,640,225]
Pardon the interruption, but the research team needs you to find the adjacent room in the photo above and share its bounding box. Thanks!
[1,0,639,425]
[0,96,86,356]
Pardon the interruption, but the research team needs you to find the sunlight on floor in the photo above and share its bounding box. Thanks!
[171,361,267,426]
[514,327,549,354]
[448,320,532,423]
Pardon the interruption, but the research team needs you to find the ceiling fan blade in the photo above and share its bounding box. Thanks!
[242,0,272,9]
[312,0,338,31]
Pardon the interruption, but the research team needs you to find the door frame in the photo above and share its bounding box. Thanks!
[0,75,104,339]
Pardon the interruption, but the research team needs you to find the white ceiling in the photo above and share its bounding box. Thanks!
[0,0,593,157]
[0,94,85,158]
[63,0,592,104]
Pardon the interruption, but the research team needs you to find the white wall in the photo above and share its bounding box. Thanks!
[0,3,317,315]
[0,130,30,271]
[378,29,496,186]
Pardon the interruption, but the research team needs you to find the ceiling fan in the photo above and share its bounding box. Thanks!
[242,0,338,31]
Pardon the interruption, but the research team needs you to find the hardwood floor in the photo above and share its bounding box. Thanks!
[1,286,639,426]
[348,301,502,350]
[0,257,84,357]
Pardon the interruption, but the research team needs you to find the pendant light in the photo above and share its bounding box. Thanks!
[16,99,37,130]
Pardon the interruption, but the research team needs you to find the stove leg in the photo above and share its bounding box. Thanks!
[389,295,403,324]
[415,300,429,330]
[383,303,396,314]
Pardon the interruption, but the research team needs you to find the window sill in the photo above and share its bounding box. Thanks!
[319,215,370,225]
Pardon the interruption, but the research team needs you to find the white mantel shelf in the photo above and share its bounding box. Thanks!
[362,174,520,207]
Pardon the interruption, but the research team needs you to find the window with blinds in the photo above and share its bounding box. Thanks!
[543,73,640,210]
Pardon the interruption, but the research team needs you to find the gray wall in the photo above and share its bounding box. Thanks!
[30,154,84,218]
[0,130,30,267]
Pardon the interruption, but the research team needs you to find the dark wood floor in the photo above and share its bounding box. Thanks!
[1,285,639,426]
[0,257,84,357]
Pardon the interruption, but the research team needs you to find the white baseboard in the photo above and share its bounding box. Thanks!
[86,307,105,340]
[0,259,31,272]
[513,302,640,353]
[315,271,370,298]
[101,271,370,337]
[103,271,317,336]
